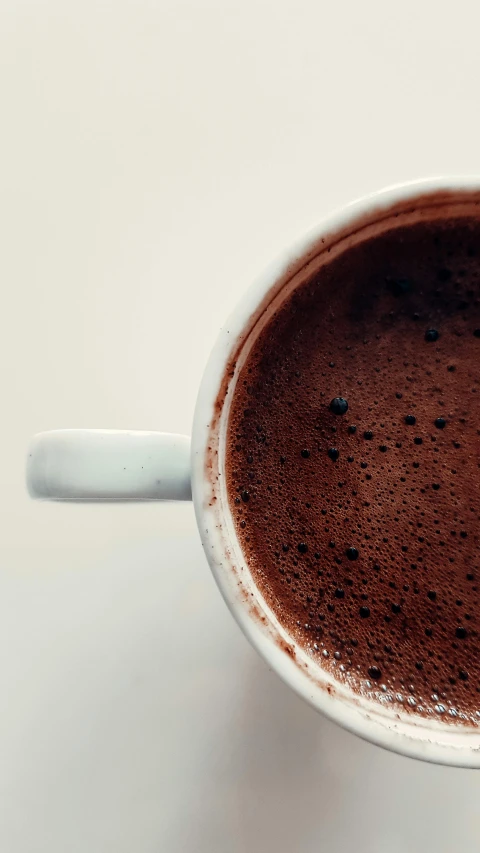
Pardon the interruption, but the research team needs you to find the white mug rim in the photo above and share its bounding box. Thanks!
[191,177,480,767]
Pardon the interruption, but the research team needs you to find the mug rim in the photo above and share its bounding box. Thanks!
[191,176,480,766]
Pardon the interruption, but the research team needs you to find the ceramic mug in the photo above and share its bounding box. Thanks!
[27,177,480,767]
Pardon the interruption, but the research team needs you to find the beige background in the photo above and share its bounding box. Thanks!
[2,1,480,851]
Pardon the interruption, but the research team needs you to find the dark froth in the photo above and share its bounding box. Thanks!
[226,215,480,723]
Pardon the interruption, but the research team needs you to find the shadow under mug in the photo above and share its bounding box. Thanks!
[27,177,480,767]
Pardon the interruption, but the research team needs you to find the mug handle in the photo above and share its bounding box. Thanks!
[26,430,192,501]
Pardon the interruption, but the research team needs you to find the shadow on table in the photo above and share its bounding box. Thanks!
[186,651,480,853]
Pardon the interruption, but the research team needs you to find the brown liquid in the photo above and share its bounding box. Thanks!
[226,215,480,722]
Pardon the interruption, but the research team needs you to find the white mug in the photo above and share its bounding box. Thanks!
[27,177,480,767]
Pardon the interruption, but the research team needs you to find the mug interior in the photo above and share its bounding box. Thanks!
[192,179,480,766]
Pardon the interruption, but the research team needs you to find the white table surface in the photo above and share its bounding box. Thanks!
[2,2,480,850]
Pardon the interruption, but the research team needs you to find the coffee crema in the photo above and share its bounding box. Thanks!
[226,214,480,723]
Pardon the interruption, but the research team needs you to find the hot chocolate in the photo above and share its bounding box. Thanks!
[226,214,480,722]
